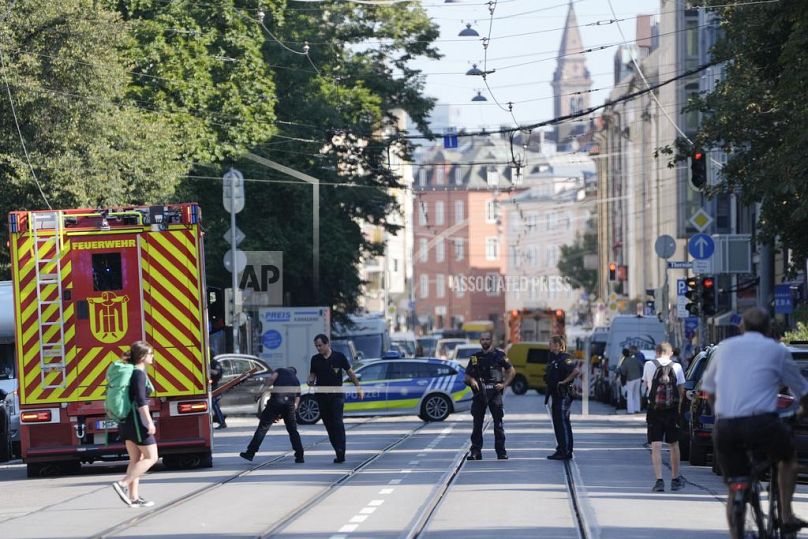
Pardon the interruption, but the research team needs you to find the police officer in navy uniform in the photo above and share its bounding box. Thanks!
[464,331,515,460]
[545,335,580,460]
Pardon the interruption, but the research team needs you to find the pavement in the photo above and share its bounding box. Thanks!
[0,391,806,538]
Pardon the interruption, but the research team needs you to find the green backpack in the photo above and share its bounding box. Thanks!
[105,361,136,422]
[105,361,154,422]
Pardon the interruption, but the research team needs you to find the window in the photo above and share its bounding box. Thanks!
[419,238,428,263]
[92,253,122,291]
[485,200,499,223]
[418,168,427,186]
[509,246,518,268]
[387,362,418,380]
[436,167,445,185]
[418,202,428,226]
[436,239,445,262]
[357,363,388,382]
[417,363,458,378]
[436,274,445,298]
[454,200,464,224]
[454,239,464,261]
[486,168,499,187]
[546,245,559,267]
[486,237,499,260]
[527,348,549,364]
[435,201,445,226]
[392,258,399,272]
[454,167,463,185]
[420,274,429,298]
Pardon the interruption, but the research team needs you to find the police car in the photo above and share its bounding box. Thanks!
[296,358,472,424]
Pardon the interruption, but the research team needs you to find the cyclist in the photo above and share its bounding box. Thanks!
[701,306,808,536]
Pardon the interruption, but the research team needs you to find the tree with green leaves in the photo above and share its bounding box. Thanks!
[557,219,598,300]
[683,1,808,269]
[0,0,186,275]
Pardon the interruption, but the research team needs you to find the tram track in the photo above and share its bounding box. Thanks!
[90,417,381,539]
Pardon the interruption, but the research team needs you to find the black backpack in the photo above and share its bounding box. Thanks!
[648,360,679,410]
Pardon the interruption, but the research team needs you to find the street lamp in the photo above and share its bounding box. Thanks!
[471,91,487,102]
[458,23,479,37]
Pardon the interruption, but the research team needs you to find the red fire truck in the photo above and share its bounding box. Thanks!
[506,308,566,345]
[8,204,213,477]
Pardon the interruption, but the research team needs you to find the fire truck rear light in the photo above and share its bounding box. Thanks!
[21,410,52,423]
[178,401,208,414]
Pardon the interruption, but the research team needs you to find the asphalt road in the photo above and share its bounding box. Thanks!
[1,391,806,538]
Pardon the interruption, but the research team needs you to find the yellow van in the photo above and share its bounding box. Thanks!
[506,342,551,395]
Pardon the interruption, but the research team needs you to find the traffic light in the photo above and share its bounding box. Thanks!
[684,276,701,316]
[701,276,716,316]
[608,262,617,281]
[690,149,707,190]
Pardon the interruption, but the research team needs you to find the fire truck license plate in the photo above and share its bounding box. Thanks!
[96,420,118,430]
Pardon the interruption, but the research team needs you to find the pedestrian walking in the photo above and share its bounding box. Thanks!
[210,356,226,429]
[111,341,158,508]
[643,342,686,492]
[545,335,580,460]
[307,334,364,463]
[240,367,305,463]
[464,331,515,460]
[620,346,643,414]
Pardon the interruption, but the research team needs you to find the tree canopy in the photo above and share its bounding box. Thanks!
[688,0,808,267]
[0,0,440,314]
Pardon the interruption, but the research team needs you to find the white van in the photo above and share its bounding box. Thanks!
[390,331,417,358]
[604,315,667,364]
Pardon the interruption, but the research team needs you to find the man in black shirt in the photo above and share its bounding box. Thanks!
[240,367,305,462]
[308,333,364,463]
[464,331,515,460]
[209,357,226,429]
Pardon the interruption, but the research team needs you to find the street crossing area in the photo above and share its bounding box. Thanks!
[1,393,808,538]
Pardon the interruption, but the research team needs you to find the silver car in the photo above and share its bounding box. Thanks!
[213,354,274,416]
[0,342,19,461]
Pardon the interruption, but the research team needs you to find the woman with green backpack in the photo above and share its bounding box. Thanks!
[110,341,158,508]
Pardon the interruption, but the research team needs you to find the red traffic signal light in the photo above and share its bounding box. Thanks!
[690,149,707,190]
[701,276,716,316]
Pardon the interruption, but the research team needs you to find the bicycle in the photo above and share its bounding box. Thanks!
[726,451,793,539]
[725,401,800,539]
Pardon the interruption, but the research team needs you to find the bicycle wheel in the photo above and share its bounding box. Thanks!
[747,480,767,538]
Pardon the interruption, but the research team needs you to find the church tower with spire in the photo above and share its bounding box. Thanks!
[552,2,593,147]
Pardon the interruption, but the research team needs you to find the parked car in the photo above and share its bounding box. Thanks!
[213,354,274,416]
[295,358,472,424]
[435,338,469,360]
[506,342,551,395]
[0,344,18,460]
[690,344,808,467]
[450,344,480,368]
[678,347,714,461]
[416,336,439,357]
[332,338,360,362]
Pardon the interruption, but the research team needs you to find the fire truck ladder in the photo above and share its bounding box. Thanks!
[32,211,67,389]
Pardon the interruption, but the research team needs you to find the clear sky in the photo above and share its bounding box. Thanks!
[410,0,660,132]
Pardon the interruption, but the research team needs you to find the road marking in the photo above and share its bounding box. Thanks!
[369,499,385,506]
[349,515,368,523]
[360,507,377,515]
[338,524,358,533]
[401,469,413,473]
[329,535,348,539]
[409,460,420,465]
[417,453,427,457]
[389,479,402,485]
[379,488,395,494]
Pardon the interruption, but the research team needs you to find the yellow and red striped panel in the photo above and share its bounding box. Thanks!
[13,225,207,405]
[141,228,206,396]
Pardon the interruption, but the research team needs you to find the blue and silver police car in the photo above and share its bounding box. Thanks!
[296,358,472,424]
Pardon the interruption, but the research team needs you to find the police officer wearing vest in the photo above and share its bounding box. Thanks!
[464,331,515,460]
[545,335,580,460]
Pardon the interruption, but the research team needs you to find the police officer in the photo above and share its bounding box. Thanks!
[210,357,226,429]
[240,367,304,463]
[464,331,515,460]
[545,335,580,460]
[308,334,364,463]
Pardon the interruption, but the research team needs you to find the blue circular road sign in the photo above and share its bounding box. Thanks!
[688,233,714,260]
